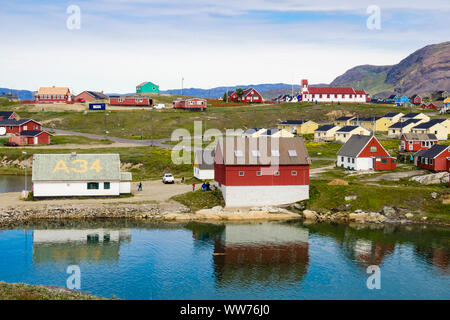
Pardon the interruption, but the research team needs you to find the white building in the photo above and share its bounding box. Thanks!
[32,153,132,198]
[300,79,367,103]
[194,149,215,180]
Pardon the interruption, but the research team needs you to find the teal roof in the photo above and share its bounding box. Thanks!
[32,154,121,182]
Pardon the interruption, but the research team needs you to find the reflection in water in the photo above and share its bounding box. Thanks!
[209,223,309,286]
[32,229,131,264]
[0,220,448,299]
[0,174,32,193]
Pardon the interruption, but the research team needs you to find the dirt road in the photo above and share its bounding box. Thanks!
[0,180,192,209]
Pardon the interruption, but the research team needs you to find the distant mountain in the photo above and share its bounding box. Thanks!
[330,41,450,96]
[160,83,298,99]
[0,88,34,100]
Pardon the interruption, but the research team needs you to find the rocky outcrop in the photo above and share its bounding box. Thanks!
[410,172,449,185]
[301,206,418,225]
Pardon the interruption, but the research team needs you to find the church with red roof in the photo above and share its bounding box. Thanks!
[300,79,369,103]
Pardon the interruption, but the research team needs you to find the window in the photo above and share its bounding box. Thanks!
[274,171,280,176]
[271,150,280,157]
[252,150,261,157]
[370,146,377,153]
[238,171,244,176]
[382,159,387,164]
[234,150,243,157]
[341,156,344,162]
[104,182,110,190]
[347,157,350,163]
[256,171,262,176]
[391,160,395,164]
[118,97,124,103]
[288,150,297,157]
[429,159,433,165]
[291,171,297,176]
[352,158,355,164]
[87,182,99,190]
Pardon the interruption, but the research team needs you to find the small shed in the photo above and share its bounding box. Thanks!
[89,103,106,111]
[194,149,215,180]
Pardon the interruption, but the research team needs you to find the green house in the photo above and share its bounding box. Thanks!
[136,81,159,94]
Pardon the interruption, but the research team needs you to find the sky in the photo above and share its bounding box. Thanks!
[0,0,449,93]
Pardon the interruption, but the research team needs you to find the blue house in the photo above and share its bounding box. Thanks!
[396,96,410,106]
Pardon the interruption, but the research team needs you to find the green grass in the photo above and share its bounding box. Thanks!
[50,135,114,145]
[171,189,225,211]
[306,178,450,222]
[0,282,106,300]
[0,146,193,181]
[3,102,429,140]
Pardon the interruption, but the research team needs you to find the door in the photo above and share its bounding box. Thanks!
[34,137,38,145]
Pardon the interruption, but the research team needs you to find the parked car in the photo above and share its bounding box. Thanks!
[76,98,86,103]
[4,141,18,147]
[162,173,175,184]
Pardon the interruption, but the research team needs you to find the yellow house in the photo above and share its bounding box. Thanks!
[382,112,404,126]
[314,125,341,142]
[334,116,355,127]
[388,119,425,138]
[277,120,318,135]
[400,112,430,123]
[335,126,371,143]
[411,119,449,140]
[357,117,391,132]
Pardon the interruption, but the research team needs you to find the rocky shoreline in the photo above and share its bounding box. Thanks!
[0,202,447,228]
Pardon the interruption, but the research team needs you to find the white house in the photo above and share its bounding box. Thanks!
[300,79,367,103]
[32,153,132,198]
[194,149,215,180]
[335,126,371,143]
[314,125,341,141]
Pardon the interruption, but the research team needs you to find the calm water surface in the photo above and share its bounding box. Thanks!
[0,219,448,300]
[0,175,31,193]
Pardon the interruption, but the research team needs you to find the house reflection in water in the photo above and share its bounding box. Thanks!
[32,229,131,264]
[348,239,395,268]
[209,223,309,286]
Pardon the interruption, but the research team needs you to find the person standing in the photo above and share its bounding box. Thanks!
[138,182,143,191]
[192,183,195,192]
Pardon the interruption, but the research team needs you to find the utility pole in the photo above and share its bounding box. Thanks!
[181,77,184,96]
[22,151,27,193]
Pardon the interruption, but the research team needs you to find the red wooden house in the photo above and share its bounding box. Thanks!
[228,88,263,103]
[410,95,422,105]
[0,118,52,145]
[109,95,152,106]
[415,144,450,172]
[35,87,73,104]
[173,98,207,111]
[0,111,18,121]
[400,133,437,152]
[337,135,397,171]
[214,137,311,207]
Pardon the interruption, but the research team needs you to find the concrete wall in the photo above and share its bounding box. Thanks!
[33,181,120,197]
[217,184,309,207]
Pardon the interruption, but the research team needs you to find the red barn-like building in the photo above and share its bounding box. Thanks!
[0,118,51,145]
[214,137,311,207]
[415,144,450,172]
[410,95,422,105]
[337,135,397,171]
[109,96,152,106]
[173,98,207,111]
[228,88,263,103]
[400,133,438,152]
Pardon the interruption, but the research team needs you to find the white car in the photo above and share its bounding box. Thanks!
[153,104,165,109]
[162,173,175,184]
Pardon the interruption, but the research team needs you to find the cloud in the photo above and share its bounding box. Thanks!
[0,0,448,92]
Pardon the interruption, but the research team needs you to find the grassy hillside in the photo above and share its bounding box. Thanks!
[4,102,438,140]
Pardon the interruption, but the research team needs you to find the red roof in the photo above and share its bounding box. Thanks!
[307,87,356,95]
[355,90,366,95]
